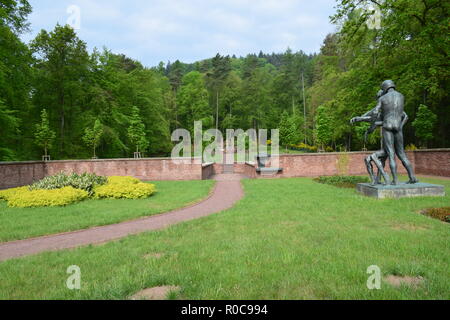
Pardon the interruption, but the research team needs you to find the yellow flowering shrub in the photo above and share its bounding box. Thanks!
[0,186,29,201]
[107,176,141,185]
[7,187,89,208]
[94,176,156,199]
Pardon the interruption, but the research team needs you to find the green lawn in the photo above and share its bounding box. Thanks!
[0,180,215,242]
[0,176,449,300]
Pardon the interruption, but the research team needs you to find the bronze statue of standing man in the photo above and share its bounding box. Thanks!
[351,80,419,185]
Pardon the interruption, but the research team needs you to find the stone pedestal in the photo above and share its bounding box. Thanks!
[356,183,445,199]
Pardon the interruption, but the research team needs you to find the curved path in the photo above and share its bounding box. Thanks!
[0,174,244,262]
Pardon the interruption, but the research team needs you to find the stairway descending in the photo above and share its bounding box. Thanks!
[223,163,234,174]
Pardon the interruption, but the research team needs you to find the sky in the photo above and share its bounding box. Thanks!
[21,0,338,67]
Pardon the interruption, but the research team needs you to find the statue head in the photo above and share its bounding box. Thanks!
[381,80,396,93]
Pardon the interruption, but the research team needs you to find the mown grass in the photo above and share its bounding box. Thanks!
[0,180,215,242]
[0,176,448,300]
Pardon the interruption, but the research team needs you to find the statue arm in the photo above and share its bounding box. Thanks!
[351,102,381,124]
[401,112,408,128]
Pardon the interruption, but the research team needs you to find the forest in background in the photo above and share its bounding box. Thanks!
[0,0,448,161]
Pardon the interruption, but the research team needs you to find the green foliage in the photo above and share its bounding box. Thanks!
[279,111,303,147]
[0,2,32,161]
[94,176,156,199]
[314,175,370,188]
[0,0,32,34]
[7,186,88,208]
[315,105,333,148]
[412,104,437,147]
[0,99,20,160]
[29,172,107,195]
[83,119,103,158]
[177,71,210,133]
[127,106,148,154]
[34,109,55,156]
[31,24,90,158]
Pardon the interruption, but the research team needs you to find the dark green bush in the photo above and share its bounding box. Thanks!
[30,172,107,195]
[314,176,370,188]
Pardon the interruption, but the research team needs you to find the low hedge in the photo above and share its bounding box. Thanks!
[94,176,156,199]
[0,186,29,201]
[107,176,141,185]
[1,175,155,208]
[314,176,370,188]
[6,187,89,208]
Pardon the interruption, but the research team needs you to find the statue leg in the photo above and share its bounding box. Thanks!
[394,131,419,184]
[375,128,388,184]
[383,129,398,185]
[365,156,376,185]
[377,155,387,184]
[371,151,390,185]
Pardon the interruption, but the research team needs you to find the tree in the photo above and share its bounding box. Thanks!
[205,54,232,130]
[412,104,437,148]
[0,99,20,160]
[279,111,303,148]
[0,0,32,34]
[31,24,90,157]
[34,109,56,158]
[83,119,103,158]
[0,0,33,160]
[177,71,210,133]
[315,105,333,150]
[127,106,148,155]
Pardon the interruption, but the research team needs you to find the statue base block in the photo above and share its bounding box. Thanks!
[356,182,445,199]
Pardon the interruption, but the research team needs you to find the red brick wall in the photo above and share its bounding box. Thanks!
[414,149,450,177]
[0,162,45,189]
[0,150,448,189]
[0,158,203,189]
[45,158,202,182]
[257,151,415,178]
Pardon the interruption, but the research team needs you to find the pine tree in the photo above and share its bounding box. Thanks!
[206,54,232,130]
